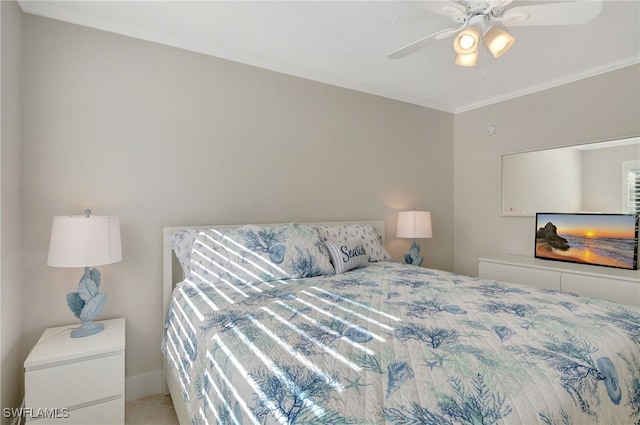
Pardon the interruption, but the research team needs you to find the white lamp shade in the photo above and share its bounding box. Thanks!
[397,211,433,239]
[47,215,122,268]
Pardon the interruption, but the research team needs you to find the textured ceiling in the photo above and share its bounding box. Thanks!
[18,0,640,113]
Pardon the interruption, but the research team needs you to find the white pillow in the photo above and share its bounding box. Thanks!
[325,240,369,274]
[315,224,391,262]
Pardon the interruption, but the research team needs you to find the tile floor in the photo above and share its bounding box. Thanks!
[125,393,179,424]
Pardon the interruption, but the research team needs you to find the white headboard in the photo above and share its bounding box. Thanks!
[162,220,385,322]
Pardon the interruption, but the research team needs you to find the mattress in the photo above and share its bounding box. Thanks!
[162,261,640,424]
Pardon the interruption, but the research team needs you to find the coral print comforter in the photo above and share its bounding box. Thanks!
[162,260,639,424]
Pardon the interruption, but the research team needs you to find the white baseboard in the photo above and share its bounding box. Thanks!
[125,369,164,401]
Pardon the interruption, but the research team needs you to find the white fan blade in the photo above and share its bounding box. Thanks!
[485,0,514,15]
[417,1,466,17]
[387,27,460,59]
[502,0,603,27]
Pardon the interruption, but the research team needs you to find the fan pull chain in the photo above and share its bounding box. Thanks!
[483,32,488,77]
[481,16,488,77]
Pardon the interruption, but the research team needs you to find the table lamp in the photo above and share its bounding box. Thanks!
[47,209,122,337]
[397,210,432,266]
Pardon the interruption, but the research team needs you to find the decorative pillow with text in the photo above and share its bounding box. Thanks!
[315,224,391,262]
[325,240,369,274]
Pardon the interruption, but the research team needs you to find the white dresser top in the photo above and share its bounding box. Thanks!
[25,318,125,369]
[480,254,640,282]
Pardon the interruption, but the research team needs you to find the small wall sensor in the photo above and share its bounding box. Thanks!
[486,125,498,136]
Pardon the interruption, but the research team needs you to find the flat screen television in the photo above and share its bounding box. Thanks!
[535,213,639,270]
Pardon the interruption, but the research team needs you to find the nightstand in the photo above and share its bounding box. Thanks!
[24,318,125,424]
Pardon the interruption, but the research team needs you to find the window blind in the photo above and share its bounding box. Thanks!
[628,168,640,213]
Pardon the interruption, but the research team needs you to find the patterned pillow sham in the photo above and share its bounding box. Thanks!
[188,223,334,286]
[325,240,369,274]
[171,229,200,275]
[315,223,391,262]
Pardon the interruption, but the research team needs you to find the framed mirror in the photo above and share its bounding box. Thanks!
[500,136,640,216]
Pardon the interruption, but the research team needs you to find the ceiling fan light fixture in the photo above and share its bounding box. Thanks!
[454,51,478,67]
[453,25,480,55]
[485,27,516,58]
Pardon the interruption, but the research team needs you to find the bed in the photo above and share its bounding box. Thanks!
[161,220,640,424]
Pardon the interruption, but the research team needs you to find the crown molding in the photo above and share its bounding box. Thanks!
[454,57,640,113]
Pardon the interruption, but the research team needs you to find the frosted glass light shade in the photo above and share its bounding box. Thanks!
[397,211,433,239]
[453,26,480,55]
[48,215,122,268]
[455,52,478,67]
[485,27,516,58]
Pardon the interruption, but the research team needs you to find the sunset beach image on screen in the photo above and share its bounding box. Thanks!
[535,213,639,270]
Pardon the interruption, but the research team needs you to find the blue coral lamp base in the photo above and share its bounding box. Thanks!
[71,321,104,338]
[67,266,109,338]
[403,240,424,267]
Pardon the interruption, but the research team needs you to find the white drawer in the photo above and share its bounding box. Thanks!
[561,273,640,307]
[479,261,561,290]
[25,352,124,409]
[26,396,124,425]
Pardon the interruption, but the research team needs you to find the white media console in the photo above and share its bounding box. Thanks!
[479,254,640,307]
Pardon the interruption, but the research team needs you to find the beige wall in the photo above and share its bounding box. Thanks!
[453,64,640,276]
[20,15,454,398]
[1,0,23,421]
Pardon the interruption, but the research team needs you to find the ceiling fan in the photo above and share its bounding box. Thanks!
[387,0,603,67]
